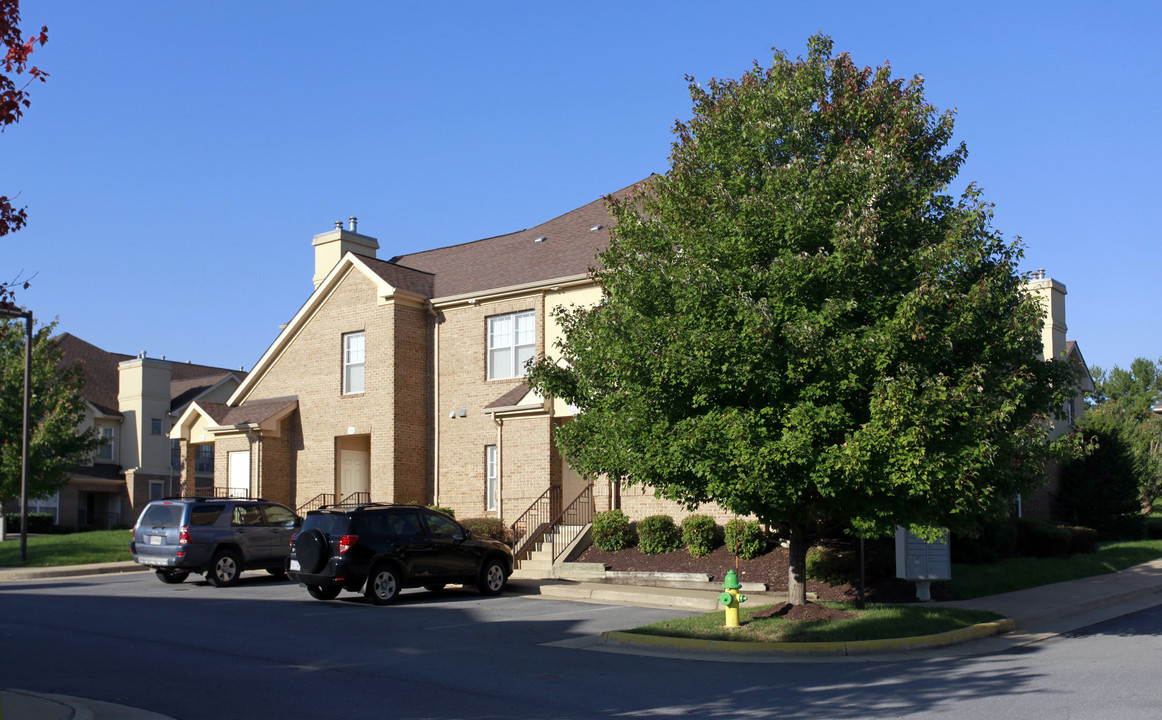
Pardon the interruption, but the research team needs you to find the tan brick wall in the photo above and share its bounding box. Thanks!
[237,268,429,509]
[259,428,294,508]
[435,295,546,518]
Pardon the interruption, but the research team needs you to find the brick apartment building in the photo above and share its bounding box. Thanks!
[169,180,1090,533]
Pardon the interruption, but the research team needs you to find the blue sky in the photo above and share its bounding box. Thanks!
[3,1,1159,375]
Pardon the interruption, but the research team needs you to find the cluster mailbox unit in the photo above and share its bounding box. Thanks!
[895,526,951,601]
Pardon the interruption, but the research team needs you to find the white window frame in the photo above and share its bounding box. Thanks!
[487,311,535,381]
[149,480,165,501]
[97,426,115,462]
[343,331,366,395]
[485,445,499,512]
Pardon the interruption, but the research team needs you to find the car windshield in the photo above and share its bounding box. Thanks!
[302,513,351,536]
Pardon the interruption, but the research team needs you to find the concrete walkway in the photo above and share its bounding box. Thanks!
[2,558,1162,715]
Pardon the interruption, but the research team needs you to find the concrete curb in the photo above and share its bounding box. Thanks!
[0,561,146,582]
[599,618,1016,656]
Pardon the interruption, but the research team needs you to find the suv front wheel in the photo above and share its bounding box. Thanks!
[365,564,401,605]
[478,559,506,596]
[207,549,243,587]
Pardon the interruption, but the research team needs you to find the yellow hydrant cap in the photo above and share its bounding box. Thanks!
[723,569,742,590]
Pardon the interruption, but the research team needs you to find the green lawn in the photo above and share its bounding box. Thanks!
[628,602,1002,643]
[0,529,132,568]
[946,539,1162,599]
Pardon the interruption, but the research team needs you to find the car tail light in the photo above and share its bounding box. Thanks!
[179,525,191,545]
[290,532,299,550]
[338,535,358,554]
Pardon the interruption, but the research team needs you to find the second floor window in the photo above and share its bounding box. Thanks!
[487,311,534,380]
[97,427,115,462]
[344,331,366,394]
[170,440,181,470]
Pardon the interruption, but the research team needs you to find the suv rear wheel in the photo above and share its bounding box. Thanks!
[207,549,243,587]
[155,569,189,584]
[307,584,342,600]
[365,564,401,605]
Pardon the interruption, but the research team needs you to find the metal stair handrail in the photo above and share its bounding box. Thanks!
[550,482,595,563]
[296,493,335,514]
[510,485,560,561]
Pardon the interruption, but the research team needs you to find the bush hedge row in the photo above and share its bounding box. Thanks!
[590,511,769,559]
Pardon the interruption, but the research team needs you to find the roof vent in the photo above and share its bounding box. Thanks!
[590,224,603,232]
[334,221,343,230]
[534,236,547,243]
[349,216,358,232]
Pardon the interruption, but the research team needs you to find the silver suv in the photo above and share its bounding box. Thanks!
[130,498,301,586]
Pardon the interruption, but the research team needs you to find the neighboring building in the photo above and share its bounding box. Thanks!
[1023,272,1095,519]
[34,334,246,529]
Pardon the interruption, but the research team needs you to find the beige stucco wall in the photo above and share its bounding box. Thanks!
[117,358,174,476]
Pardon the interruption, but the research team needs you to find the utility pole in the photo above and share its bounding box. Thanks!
[0,302,33,562]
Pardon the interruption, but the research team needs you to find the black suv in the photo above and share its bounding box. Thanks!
[287,504,513,605]
[130,497,301,586]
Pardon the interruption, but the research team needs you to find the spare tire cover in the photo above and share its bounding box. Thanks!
[295,528,330,574]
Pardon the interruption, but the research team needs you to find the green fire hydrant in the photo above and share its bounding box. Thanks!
[717,569,748,628]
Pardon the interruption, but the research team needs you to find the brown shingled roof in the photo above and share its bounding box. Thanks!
[198,397,297,427]
[55,334,132,416]
[388,178,649,299]
[55,333,246,415]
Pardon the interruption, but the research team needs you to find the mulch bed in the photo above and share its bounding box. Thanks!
[575,543,959,604]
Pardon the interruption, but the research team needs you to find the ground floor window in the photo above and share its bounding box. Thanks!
[195,444,214,474]
[150,480,165,501]
[485,445,498,511]
[29,492,59,523]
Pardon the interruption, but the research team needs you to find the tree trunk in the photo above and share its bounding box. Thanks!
[787,522,808,606]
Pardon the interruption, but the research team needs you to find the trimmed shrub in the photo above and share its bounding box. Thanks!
[681,514,723,557]
[806,544,855,585]
[1061,525,1098,555]
[459,517,512,545]
[3,513,57,534]
[637,514,682,555]
[591,509,636,551]
[951,516,1019,565]
[724,519,767,560]
[427,505,455,518]
[1016,518,1072,558]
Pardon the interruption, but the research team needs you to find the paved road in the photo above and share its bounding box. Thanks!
[2,571,1160,719]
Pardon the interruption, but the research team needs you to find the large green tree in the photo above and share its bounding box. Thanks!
[1086,357,1162,513]
[1,319,97,512]
[527,35,1076,604]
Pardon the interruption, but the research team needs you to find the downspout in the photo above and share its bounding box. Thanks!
[490,411,503,520]
[431,300,440,506]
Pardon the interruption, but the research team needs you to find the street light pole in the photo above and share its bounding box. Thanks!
[0,303,33,562]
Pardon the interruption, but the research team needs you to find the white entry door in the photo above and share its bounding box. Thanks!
[338,449,370,501]
[228,451,251,498]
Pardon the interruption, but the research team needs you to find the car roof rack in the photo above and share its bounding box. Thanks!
[162,496,268,502]
[318,501,425,511]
